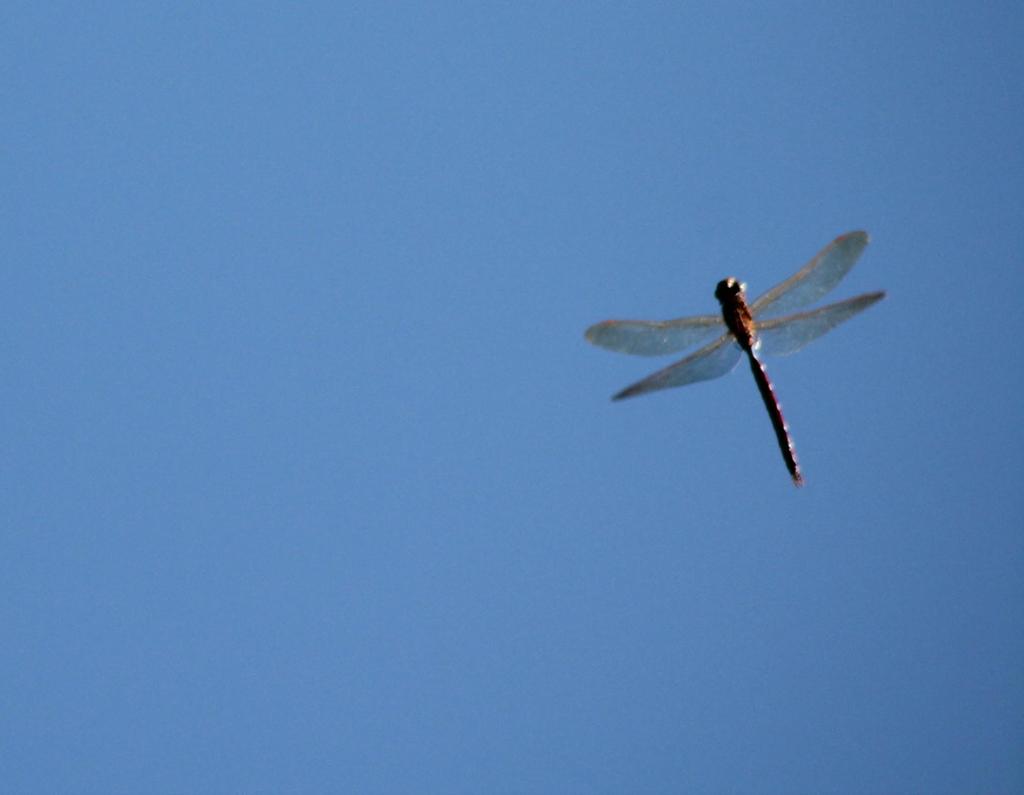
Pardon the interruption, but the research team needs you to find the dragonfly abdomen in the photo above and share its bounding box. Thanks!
[745,351,803,486]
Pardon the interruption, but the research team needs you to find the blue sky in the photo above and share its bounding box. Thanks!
[2,2,1022,792]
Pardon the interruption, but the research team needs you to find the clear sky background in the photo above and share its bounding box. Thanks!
[3,2,1022,793]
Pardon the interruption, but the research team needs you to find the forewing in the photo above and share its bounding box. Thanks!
[752,231,870,319]
[585,315,724,357]
[612,334,742,400]
[756,291,885,357]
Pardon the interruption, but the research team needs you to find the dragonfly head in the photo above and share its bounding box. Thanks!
[714,277,746,303]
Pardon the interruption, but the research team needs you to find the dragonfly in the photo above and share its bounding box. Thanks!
[585,231,885,486]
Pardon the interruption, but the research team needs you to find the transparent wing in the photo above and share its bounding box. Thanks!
[751,231,870,320]
[585,315,724,357]
[756,291,885,357]
[612,333,742,400]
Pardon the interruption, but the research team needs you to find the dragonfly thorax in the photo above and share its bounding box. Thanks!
[715,276,757,350]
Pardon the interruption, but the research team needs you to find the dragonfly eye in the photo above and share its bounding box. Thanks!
[715,277,745,301]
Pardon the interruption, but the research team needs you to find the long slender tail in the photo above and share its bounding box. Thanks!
[745,351,803,486]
